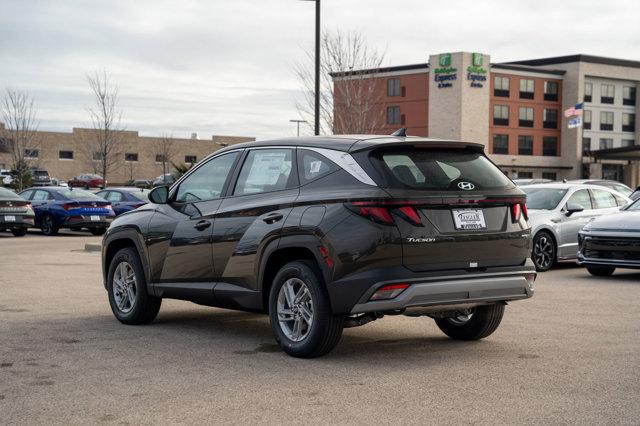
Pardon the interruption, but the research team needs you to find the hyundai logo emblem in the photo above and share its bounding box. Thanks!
[457,181,475,190]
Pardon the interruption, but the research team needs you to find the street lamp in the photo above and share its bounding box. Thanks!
[289,119,308,137]
[301,0,320,135]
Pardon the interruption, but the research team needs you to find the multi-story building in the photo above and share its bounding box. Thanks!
[0,123,254,184]
[332,52,640,187]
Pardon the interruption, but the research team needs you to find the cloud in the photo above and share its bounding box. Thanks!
[1,0,638,140]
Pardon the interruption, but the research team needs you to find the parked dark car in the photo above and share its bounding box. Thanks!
[578,198,640,275]
[96,188,149,216]
[19,187,115,235]
[101,135,536,358]
[68,174,105,189]
[0,187,34,236]
[30,169,52,186]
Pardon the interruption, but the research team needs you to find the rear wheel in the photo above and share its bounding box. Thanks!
[11,228,27,237]
[434,304,505,340]
[532,231,555,272]
[107,247,161,325]
[40,214,59,236]
[587,266,615,277]
[269,261,344,358]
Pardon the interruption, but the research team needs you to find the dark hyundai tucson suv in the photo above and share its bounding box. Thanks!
[102,134,536,357]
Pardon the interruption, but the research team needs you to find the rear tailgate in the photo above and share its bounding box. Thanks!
[352,143,531,272]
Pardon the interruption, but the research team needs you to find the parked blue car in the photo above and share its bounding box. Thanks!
[95,188,149,216]
[18,187,115,236]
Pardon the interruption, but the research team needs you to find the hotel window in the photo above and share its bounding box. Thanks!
[494,76,509,97]
[518,107,534,127]
[185,155,197,164]
[124,153,138,162]
[493,105,509,126]
[621,139,635,147]
[519,79,534,99]
[601,84,615,104]
[623,86,636,106]
[583,110,592,130]
[599,138,613,150]
[492,134,509,154]
[544,81,558,101]
[542,172,557,180]
[518,135,533,155]
[542,137,558,156]
[600,111,613,131]
[58,150,74,160]
[582,137,591,155]
[386,106,401,124]
[387,78,401,97]
[24,148,39,159]
[584,82,592,102]
[622,113,635,132]
[543,109,558,128]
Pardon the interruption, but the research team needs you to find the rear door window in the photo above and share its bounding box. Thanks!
[370,148,512,190]
[32,190,51,201]
[566,189,592,209]
[233,149,295,195]
[591,189,617,209]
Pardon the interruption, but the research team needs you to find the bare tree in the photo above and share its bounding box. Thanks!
[153,134,178,182]
[295,30,386,135]
[85,71,124,184]
[0,89,39,190]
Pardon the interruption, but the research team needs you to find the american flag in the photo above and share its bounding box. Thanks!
[564,102,584,118]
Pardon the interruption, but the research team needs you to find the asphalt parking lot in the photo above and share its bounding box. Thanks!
[1,231,639,424]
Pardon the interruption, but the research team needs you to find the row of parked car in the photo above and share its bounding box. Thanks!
[0,186,149,237]
[516,179,640,276]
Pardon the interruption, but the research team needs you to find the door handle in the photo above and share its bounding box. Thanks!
[193,220,211,231]
[262,212,283,224]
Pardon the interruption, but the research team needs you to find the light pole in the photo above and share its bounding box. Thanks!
[289,119,308,137]
[301,0,320,135]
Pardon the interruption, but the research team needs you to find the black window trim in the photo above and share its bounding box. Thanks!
[296,148,340,186]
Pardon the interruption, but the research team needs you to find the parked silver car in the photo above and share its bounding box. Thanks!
[522,183,631,271]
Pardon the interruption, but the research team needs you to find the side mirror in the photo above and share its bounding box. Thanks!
[565,203,584,216]
[149,185,169,204]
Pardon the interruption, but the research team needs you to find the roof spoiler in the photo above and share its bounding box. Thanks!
[390,127,407,137]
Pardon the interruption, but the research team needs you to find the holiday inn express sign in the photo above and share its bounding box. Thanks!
[434,53,457,88]
[467,52,487,88]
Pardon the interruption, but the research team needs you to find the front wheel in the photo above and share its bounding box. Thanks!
[40,214,59,236]
[269,261,344,358]
[532,231,555,272]
[587,266,615,277]
[434,303,505,341]
[107,247,161,325]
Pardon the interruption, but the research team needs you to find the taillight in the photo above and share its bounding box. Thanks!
[26,203,33,211]
[63,202,79,210]
[346,201,422,227]
[370,283,409,300]
[521,203,529,220]
[511,203,528,222]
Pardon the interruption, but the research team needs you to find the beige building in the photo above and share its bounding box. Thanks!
[0,123,254,184]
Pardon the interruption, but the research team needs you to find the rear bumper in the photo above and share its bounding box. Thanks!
[0,214,34,228]
[334,259,536,315]
[63,215,113,228]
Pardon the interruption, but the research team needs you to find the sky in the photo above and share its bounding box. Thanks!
[1,0,639,140]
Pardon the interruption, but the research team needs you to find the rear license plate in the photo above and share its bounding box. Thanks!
[90,215,100,222]
[452,209,486,230]
[4,215,16,222]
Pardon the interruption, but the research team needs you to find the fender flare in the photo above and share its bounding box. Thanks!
[102,228,151,291]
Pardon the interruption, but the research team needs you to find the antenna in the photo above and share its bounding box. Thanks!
[391,127,406,137]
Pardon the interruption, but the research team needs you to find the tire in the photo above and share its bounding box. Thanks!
[107,247,161,325]
[90,227,107,236]
[532,231,555,272]
[40,214,59,236]
[587,266,615,277]
[269,261,344,358]
[11,228,27,237]
[434,303,505,341]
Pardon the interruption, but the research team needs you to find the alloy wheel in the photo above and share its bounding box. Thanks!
[533,234,554,270]
[277,278,314,342]
[112,261,137,314]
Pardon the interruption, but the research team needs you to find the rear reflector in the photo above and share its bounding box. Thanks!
[369,283,410,301]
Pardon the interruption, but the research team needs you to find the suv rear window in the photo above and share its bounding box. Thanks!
[370,148,513,190]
